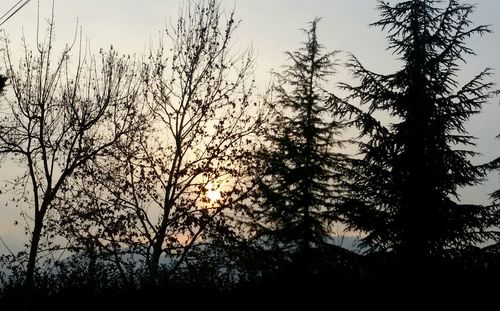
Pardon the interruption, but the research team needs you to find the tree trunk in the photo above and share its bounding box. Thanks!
[149,201,172,283]
[149,233,165,282]
[24,210,45,309]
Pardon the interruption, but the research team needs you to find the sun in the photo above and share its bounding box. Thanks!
[206,183,221,203]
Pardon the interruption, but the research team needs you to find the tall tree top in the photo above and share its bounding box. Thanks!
[339,0,498,256]
[374,0,490,76]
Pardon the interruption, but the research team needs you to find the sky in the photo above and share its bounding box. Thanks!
[0,0,499,252]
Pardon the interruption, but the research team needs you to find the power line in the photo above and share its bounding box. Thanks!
[0,0,24,23]
[0,0,32,27]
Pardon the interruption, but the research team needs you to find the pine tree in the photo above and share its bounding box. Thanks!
[338,0,498,262]
[252,19,346,278]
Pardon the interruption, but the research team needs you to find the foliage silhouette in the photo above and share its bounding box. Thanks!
[250,18,349,286]
[335,0,499,277]
[0,74,6,94]
[0,0,499,305]
[0,10,145,304]
[51,0,260,289]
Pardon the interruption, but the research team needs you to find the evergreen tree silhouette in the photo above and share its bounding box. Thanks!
[337,0,498,266]
[252,18,347,283]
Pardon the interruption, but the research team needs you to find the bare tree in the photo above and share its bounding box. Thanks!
[0,13,145,298]
[144,0,258,282]
[55,0,260,286]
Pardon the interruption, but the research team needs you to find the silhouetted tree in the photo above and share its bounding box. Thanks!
[337,0,498,267]
[0,15,144,300]
[251,18,346,283]
[56,0,259,287]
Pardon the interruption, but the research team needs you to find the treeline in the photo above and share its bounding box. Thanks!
[1,0,500,308]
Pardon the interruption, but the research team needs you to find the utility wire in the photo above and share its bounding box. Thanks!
[0,0,23,24]
[0,0,32,27]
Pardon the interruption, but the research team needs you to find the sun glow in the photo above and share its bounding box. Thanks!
[206,183,221,203]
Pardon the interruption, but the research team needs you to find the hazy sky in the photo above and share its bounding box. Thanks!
[0,0,499,251]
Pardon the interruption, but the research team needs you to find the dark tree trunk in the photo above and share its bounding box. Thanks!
[24,208,45,309]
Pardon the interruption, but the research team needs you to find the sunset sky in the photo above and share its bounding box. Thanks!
[0,0,499,251]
